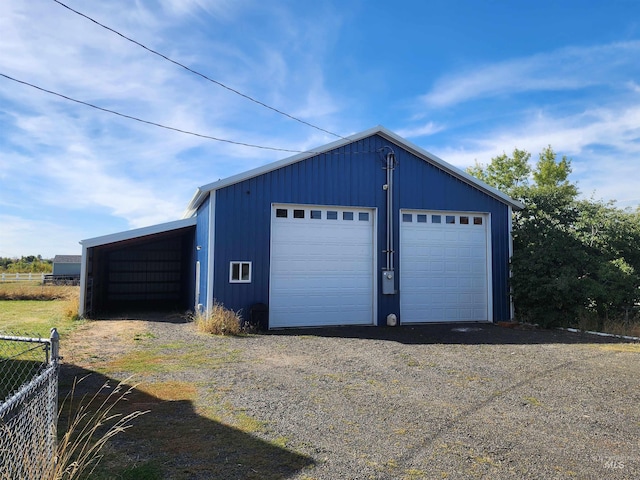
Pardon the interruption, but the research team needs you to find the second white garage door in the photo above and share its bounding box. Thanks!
[400,211,491,323]
[269,204,375,328]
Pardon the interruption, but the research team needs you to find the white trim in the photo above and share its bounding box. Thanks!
[195,261,201,307]
[79,244,87,317]
[207,191,216,311]
[183,126,525,217]
[80,217,196,248]
[372,207,378,326]
[229,261,252,283]
[486,212,494,322]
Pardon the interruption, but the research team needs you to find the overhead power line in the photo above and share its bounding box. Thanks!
[0,73,307,153]
[52,0,347,140]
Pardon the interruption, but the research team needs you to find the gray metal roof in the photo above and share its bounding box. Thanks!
[53,255,82,264]
[183,126,525,218]
[80,217,197,249]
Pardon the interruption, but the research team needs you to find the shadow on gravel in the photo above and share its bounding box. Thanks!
[59,364,314,480]
[91,311,190,324]
[268,322,636,345]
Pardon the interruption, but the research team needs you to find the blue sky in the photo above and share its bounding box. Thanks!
[1,0,640,258]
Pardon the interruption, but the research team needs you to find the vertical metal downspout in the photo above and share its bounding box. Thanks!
[386,153,392,272]
[388,152,395,272]
[382,151,397,299]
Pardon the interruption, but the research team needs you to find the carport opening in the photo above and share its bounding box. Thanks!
[85,226,196,318]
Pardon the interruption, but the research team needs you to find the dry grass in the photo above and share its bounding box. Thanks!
[52,377,149,480]
[0,283,78,301]
[576,311,640,338]
[62,295,80,321]
[191,302,243,336]
[0,285,80,333]
[602,319,640,338]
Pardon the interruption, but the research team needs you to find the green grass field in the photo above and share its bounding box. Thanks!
[0,283,80,337]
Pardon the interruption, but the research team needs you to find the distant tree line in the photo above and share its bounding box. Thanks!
[468,147,640,329]
[0,255,53,273]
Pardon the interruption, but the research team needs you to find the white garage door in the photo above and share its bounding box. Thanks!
[400,211,491,323]
[269,205,375,328]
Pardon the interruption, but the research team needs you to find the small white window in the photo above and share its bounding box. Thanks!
[230,261,251,283]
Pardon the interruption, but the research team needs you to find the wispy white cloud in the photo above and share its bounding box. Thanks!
[395,122,445,139]
[0,0,352,260]
[433,104,640,207]
[158,0,251,20]
[421,42,640,108]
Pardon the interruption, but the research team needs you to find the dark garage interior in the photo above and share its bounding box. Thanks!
[84,226,196,317]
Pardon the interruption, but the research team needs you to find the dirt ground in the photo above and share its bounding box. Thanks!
[60,318,640,479]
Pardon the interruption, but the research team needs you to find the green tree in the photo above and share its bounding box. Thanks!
[0,256,52,273]
[468,146,639,328]
[468,148,531,200]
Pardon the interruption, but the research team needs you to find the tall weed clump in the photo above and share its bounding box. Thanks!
[191,302,242,335]
[52,378,148,480]
[62,295,80,321]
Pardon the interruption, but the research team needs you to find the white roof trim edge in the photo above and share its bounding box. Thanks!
[80,217,197,248]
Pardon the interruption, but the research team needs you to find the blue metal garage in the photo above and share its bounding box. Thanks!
[80,126,523,327]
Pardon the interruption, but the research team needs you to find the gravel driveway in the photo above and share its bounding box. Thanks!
[62,319,640,479]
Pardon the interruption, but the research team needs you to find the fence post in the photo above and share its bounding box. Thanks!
[50,328,60,365]
[1,273,4,281]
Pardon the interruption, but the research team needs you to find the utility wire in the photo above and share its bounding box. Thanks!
[0,73,307,153]
[52,0,347,140]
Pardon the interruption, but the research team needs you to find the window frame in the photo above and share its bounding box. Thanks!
[229,261,252,283]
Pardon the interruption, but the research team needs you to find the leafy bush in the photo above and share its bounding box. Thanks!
[190,302,242,335]
[0,255,52,273]
[469,146,640,330]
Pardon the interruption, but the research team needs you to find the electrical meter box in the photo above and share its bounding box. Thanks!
[382,270,396,295]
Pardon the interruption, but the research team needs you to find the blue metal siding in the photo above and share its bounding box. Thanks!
[212,134,513,324]
[195,195,210,310]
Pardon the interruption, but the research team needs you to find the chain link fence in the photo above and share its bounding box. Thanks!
[0,329,60,480]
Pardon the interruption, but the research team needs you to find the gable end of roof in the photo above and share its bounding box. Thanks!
[183,126,524,216]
